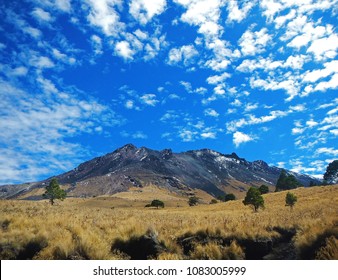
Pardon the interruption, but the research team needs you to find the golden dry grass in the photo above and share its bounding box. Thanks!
[0,185,337,260]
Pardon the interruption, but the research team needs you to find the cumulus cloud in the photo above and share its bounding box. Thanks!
[174,0,224,38]
[201,132,216,139]
[226,0,255,23]
[233,131,254,147]
[303,60,338,83]
[239,27,272,56]
[307,33,338,60]
[86,0,125,37]
[168,45,198,66]
[179,129,198,142]
[29,55,55,69]
[204,108,219,117]
[91,34,103,55]
[140,94,159,106]
[31,7,54,22]
[129,0,167,25]
[115,41,135,60]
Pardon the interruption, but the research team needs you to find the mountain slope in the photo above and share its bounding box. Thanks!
[0,144,320,199]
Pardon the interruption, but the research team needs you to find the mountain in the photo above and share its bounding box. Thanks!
[0,144,321,199]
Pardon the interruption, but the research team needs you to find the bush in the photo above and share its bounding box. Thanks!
[258,185,269,194]
[210,199,218,204]
[285,192,297,209]
[148,200,164,208]
[217,193,236,202]
[188,196,199,206]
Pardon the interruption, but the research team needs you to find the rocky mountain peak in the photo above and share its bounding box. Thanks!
[0,144,322,199]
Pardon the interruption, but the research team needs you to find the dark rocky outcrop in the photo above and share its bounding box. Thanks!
[111,229,166,260]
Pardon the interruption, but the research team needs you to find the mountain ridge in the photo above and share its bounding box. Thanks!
[0,144,321,199]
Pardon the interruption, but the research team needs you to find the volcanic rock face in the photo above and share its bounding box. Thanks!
[0,144,320,199]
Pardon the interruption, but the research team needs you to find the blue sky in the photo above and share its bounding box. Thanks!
[0,0,338,184]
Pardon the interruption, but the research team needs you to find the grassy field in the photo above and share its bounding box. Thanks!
[0,185,337,260]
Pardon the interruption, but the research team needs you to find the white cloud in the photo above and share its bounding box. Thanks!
[239,27,272,56]
[195,87,207,95]
[226,1,254,23]
[167,45,198,66]
[204,39,237,71]
[330,129,338,136]
[179,129,198,142]
[204,108,219,117]
[226,110,289,132]
[274,9,296,28]
[29,55,55,69]
[30,0,72,13]
[115,41,134,60]
[132,131,148,139]
[180,81,192,93]
[292,127,305,135]
[121,130,148,139]
[284,54,307,69]
[213,84,226,95]
[55,0,72,12]
[315,147,338,156]
[174,0,224,38]
[23,26,42,38]
[306,119,318,127]
[0,77,124,184]
[134,29,149,40]
[307,33,338,60]
[140,94,159,106]
[206,72,231,84]
[91,35,103,55]
[244,103,258,112]
[260,0,283,21]
[233,131,254,147]
[11,66,28,76]
[125,100,134,109]
[86,0,125,37]
[160,111,180,122]
[201,132,216,139]
[249,75,299,101]
[129,0,167,25]
[32,8,54,22]
[237,57,283,72]
[303,60,338,83]
[314,73,338,91]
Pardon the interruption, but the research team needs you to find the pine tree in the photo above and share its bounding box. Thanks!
[285,192,297,209]
[276,170,301,191]
[43,178,66,205]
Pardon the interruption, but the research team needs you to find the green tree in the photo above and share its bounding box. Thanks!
[149,199,164,208]
[224,193,236,201]
[323,160,338,184]
[43,178,66,205]
[210,198,218,204]
[285,192,297,209]
[243,187,264,212]
[188,196,199,206]
[217,193,236,202]
[276,170,301,192]
[258,185,269,194]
